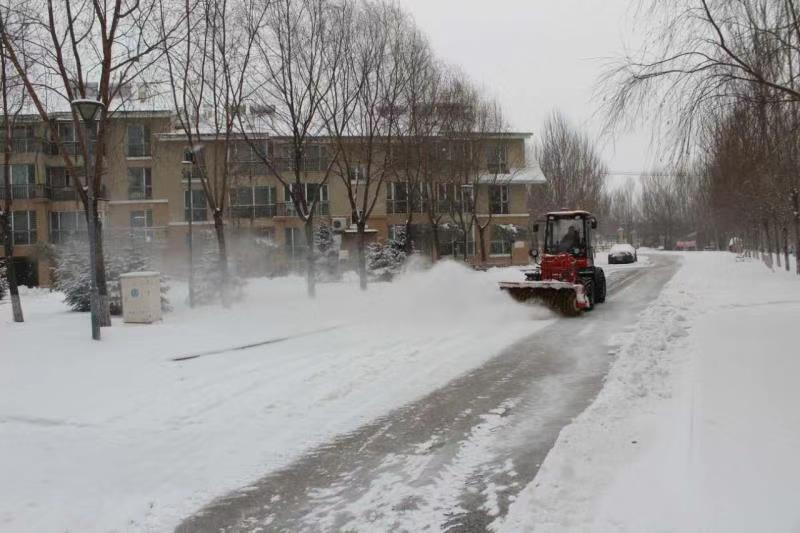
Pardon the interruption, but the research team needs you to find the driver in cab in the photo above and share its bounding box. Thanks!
[560,225,581,252]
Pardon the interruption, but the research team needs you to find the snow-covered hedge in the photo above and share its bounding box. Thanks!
[193,243,246,306]
[0,258,7,300]
[315,223,341,282]
[367,228,408,281]
[52,240,170,314]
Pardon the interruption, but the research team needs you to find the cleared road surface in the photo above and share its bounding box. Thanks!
[177,255,680,533]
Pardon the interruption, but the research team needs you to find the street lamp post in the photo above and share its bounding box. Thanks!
[71,99,104,341]
[183,150,195,307]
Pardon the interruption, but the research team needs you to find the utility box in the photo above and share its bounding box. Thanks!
[120,272,162,324]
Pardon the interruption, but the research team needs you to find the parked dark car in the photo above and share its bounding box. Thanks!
[608,243,637,264]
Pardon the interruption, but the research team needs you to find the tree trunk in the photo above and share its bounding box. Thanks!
[1,215,24,322]
[403,217,414,255]
[783,227,790,272]
[430,222,440,262]
[775,221,782,269]
[213,210,231,307]
[477,224,488,263]
[94,209,111,327]
[2,149,23,322]
[357,223,367,291]
[763,219,774,268]
[793,190,800,276]
[304,218,316,299]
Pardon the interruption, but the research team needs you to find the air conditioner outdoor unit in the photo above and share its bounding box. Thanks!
[331,217,348,232]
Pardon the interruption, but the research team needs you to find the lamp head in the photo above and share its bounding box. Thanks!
[71,99,104,122]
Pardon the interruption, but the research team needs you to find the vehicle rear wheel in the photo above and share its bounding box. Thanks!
[595,268,606,303]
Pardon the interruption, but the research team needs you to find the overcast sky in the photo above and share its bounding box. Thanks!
[395,0,653,177]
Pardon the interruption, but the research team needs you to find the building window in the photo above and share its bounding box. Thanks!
[437,183,471,213]
[0,165,36,199]
[50,211,86,244]
[272,143,328,172]
[2,125,37,152]
[348,165,366,183]
[126,124,151,157]
[231,185,276,218]
[301,144,327,172]
[486,144,508,174]
[461,185,474,212]
[439,226,475,257]
[386,182,408,214]
[184,189,207,222]
[130,209,155,240]
[388,224,406,243]
[127,167,152,200]
[490,225,516,256]
[46,167,76,201]
[489,185,509,215]
[11,210,37,245]
[231,141,266,163]
[52,123,81,156]
[284,183,329,216]
[285,227,308,261]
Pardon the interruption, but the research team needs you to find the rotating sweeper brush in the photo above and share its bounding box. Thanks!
[500,210,606,317]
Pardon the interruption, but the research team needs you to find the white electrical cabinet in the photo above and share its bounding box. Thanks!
[120,271,162,324]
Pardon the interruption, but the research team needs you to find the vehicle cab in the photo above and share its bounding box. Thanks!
[536,210,598,268]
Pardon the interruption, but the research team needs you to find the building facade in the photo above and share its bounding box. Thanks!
[1,111,541,287]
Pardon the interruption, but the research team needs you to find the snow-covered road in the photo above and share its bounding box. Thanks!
[498,252,800,533]
[176,254,679,532]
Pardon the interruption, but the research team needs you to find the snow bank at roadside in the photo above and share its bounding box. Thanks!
[497,252,800,532]
[0,260,552,533]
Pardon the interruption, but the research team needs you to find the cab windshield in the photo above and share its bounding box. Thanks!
[545,217,586,255]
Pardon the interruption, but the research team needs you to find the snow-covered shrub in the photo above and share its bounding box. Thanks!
[53,239,170,314]
[192,243,246,305]
[314,223,340,281]
[367,228,407,281]
[53,240,93,312]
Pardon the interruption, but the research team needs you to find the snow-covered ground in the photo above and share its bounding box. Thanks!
[498,252,800,533]
[0,261,551,532]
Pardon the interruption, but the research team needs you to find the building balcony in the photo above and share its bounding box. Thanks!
[230,204,278,219]
[107,226,168,243]
[0,137,44,154]
[275,201,329,217]
[0,184,49,200]
[386,199,429,215]
[48,186,79,202]
[125,143,151,158]
[50,229,86,245]
[0,184,105,202]
[272,157,330,173]
[230,161,268,176]
[486,163,510,175]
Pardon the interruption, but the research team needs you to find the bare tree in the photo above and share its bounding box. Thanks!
[320,0,408,289]
[533,111,607,216]
[161,0,263,305]
[0,0,181,327]
[238,0,342,298]
[602,0,800,270]
[390,32,446,259]
[606,178,640,244]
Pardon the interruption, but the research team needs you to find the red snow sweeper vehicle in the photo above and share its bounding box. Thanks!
[499,210,606,316]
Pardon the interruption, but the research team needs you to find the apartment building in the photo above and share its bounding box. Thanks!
[1,110,542,287]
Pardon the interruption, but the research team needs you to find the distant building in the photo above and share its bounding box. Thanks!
[1,109,543,286]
